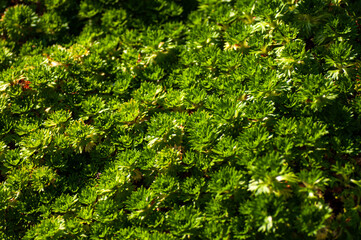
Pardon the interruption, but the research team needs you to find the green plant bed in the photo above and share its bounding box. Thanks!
[1,0,361,239]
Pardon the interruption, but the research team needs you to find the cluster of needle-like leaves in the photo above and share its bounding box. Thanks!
[1,0,361,239]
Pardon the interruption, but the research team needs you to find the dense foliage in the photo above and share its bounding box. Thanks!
[1,0,361,239]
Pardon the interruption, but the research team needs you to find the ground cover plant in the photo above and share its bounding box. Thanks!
[1,0,361,239]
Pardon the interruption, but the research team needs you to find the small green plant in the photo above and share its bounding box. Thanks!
[2,5,38,42]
